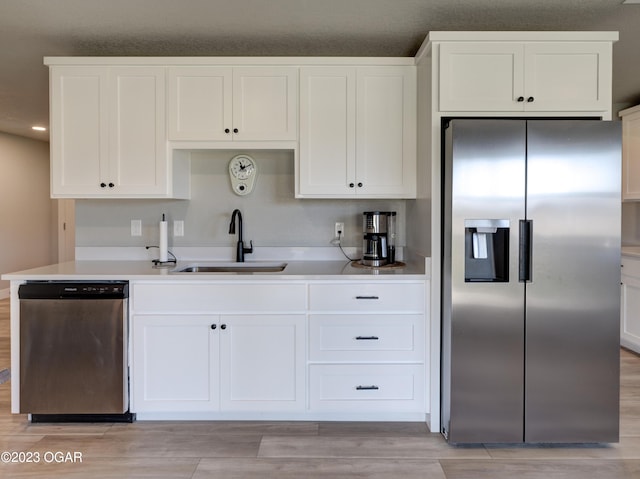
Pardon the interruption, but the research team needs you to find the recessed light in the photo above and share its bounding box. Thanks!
[623,0,640,4]
[31,126,47,131]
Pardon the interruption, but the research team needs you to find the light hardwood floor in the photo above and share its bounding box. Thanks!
[1,297,639,478]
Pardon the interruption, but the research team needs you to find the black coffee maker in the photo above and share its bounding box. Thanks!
[361,211,396,267]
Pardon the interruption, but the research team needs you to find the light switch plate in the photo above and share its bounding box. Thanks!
[174,220,184,237]
[131,219,142,236]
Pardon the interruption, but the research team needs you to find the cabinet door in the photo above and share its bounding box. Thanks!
[131,315,219,412]
[621,258,640,353]
[167,66,232,141]
[219,315,305,411]
[622,109,640,201]
[439,42,524,112]
[356,67,416,197]
[232,67,298,141]
[108,67,167,195]
[523,42,611,112]
[299,67,356,196]
[50,66,109,197]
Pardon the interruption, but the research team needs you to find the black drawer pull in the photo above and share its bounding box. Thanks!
[355,295,379,300]
[355,336,379,340]
[356,385,379,391]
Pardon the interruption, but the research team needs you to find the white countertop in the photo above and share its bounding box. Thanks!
[622,246,640,259]
[2,259,427,281]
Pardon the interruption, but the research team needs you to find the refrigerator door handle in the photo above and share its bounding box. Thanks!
[519,220,533,282]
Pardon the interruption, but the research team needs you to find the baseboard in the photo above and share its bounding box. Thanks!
[0,288,9,300]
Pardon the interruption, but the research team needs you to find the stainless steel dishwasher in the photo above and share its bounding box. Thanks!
[19,281,134,422]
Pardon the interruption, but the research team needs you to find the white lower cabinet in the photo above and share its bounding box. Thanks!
[132,313,305,413]
[621,257,640,353]
[309,314,424,362]
[219,315,305,411]
[130,282,307,415]
[307,282,426,416]
[309,364,424,412]
[130,280,427,419]
[132,315,219,411]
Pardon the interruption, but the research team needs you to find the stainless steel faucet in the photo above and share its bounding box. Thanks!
[229,209,253,262]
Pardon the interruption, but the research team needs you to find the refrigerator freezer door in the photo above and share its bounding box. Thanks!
[443,119,527,443]
[525,120,621,442]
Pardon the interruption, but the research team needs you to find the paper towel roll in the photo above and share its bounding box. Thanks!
[159,216,168,263]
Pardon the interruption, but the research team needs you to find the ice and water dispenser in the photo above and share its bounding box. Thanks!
[464,219,510,282]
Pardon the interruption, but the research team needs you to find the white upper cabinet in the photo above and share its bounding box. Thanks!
[167,66,298,141]
[298,66,416,198]
[50,65,179,198]
[167,66,231,141]
[109,67,168,195]
[50,66,107,197]
[621,105,640,201]
[439,41,612,113]
[298,67,356,196]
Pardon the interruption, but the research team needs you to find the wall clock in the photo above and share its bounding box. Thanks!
[228,154,257,195]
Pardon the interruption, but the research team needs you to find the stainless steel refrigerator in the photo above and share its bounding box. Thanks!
[441,119,621,444]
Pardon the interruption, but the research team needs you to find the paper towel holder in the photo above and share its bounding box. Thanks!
[145,246,177,267]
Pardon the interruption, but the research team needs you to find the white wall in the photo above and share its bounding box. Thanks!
[75,150,407,255]
[0,132,54,294]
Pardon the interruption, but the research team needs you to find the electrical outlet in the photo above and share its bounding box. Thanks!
[334,222,345,239]
[131,219,142,237]
[173,220,184,237]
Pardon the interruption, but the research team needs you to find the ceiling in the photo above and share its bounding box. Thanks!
[2,0,640,141]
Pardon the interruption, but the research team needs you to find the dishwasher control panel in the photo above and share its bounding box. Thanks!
[19,281,128,300]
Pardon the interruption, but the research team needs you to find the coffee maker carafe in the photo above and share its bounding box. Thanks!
[361,211,396,267]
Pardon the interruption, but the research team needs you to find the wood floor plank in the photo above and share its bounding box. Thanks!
[440,459,640,479]
[258,435,490,459]
[29,432,262,458]
[193,457,447,479]
[484,436,640,459]
[0,457,199,479]
[318,421,430,437]
[108,420,319,437]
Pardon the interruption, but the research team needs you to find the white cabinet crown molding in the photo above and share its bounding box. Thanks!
[44,57,415,66]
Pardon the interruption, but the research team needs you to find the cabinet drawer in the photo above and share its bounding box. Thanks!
[309,364,424,412]
[309,283,424,312]
[622,256,640,279]
[132,283,306,313]
[309,314,424,362]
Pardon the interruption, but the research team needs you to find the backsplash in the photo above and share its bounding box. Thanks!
[75,150,407,254]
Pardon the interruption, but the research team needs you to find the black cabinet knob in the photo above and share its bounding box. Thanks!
[221,324,227,330]
[224,128,230,134]
[517,96,525,102]
[100,182,106,188]
[527,97,534,102]
[357,182,363,188]
[108,182,114,188]
[211,324,217,330]
[349,183,355,188]
[233,128,239,134]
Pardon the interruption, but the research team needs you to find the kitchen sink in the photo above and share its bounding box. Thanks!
[171,262,287,273]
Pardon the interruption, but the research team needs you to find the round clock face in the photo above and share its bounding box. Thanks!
[229,155,257,196]
[229,155,255,180]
